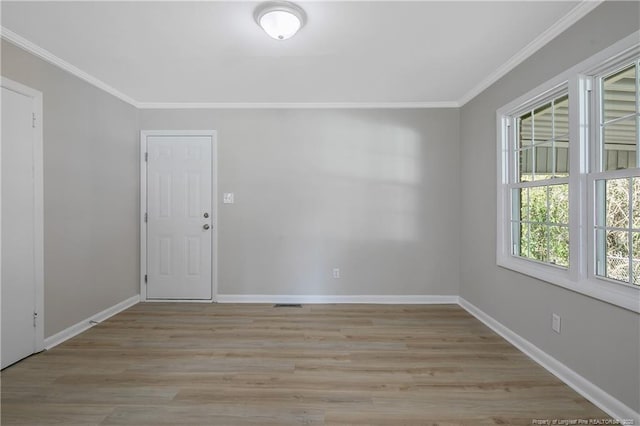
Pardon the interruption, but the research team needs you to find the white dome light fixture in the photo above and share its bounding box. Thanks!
[254,1,306,41]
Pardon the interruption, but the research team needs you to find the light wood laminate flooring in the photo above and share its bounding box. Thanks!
[1,303,609,425]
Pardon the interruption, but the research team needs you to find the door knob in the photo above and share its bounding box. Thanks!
[203,224,210,230]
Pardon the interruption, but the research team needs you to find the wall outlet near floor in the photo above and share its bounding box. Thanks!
[332,268,340,279]
[552,313,561,334]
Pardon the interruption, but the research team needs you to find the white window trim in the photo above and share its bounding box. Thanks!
[504,85,571,269]
[588,169,639,284]
[497,31,640,313]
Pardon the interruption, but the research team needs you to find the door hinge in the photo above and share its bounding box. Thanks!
[32,113,36,128]
[144,212,148,222]
[33,312,38,327]
[144,152,148,162]
[144,274,148,284]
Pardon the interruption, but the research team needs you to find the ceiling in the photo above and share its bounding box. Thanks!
[1,1,595,107]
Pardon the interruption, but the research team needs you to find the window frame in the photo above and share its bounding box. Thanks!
[588,57,640,288]
[507,87,571,267]
[497,31,640,313]
[589,173,639,286]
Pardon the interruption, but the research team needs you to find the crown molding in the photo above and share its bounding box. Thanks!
[1,0,605,110]
[136,101,460,109]
[1,26,139,108]
[457,0,604,106]
[0,27,456,110]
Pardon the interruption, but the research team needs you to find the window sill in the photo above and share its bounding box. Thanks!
[497,254,640,313]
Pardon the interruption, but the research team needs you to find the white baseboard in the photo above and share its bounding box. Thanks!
[458,297,640,423]
[44,295,140,350]
[144,298,213,303]
[215,294,459,304]
[38,291,639,422]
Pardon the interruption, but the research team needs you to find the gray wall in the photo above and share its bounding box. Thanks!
[3,0,637,413]
[1,40,139,337]
[460,1,640,412]
[140,108,460,296]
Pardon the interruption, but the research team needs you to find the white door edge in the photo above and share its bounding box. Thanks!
[139,130,218,302]
[1,77,45,353]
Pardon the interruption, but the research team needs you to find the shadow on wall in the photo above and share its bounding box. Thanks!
[242,114,423,243]
[220,108,452,295]
[314,118,422,242]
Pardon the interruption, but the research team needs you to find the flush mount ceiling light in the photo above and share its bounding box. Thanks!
[254,1,306,41]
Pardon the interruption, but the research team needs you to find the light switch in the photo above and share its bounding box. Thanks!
[223,193,234,204]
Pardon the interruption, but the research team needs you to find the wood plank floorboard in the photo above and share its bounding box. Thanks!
[1,303,609,425]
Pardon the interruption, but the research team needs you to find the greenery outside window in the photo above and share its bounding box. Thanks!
[497,33,640,313]
[593,60,640,287]
[509,92,570,267]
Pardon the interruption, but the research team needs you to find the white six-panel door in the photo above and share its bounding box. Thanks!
[1,79,44,369]
[144,133,215,300]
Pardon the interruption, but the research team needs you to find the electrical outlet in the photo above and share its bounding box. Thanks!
[552,313,561,334]
[332,268,340,279]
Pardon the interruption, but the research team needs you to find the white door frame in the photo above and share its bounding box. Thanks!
[139,130,218,302]
[1,77,45,352]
